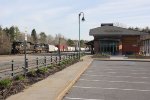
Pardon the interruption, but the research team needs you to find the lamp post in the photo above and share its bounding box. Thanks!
[58,37,61,63]
[78,12,85,59]
[24,30,27,76]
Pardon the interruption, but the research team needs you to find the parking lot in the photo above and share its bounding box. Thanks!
[64,60,150,100]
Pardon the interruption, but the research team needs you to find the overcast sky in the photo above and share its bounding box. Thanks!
[0,0,150,40]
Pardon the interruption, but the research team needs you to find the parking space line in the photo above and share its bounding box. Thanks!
[79,79,150,84]
[89,67,147,70]
[83,74,150,78]
[88,69,150,72]
[131,73,150,75]
[65,97,104,100]
[73,86,150,92]
[106,72,117,73]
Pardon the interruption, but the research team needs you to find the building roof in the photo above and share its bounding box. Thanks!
[89,26,148,36]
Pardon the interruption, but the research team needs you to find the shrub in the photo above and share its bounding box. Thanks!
[27,70,37,77]
[60,60,67,65]
[47,65,53,69]
[15,75,25,81]
[37,67,48,74]
[0,78,12,89]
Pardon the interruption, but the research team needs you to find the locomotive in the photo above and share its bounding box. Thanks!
[11,41,45,54]
[11,41,87,54]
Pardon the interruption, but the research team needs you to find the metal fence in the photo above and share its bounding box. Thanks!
[0,53,79,80]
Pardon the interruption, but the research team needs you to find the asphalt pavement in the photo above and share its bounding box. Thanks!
[64,60,150,100]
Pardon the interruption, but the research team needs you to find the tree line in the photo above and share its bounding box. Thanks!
[128,26,150,33]
[0,26,87,55]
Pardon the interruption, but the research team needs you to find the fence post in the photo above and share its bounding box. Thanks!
[44,56,47,67]
[75,53,78,59]
[67,54,69,59]
[77,53,79,59]
[36,57,39,69]
[51,56,53,64]
[74,53,76,59]
[66,54,67,60]
[73,54,74,59]
[24,59,28,77]
[56,56,57,64]
[59,55,61,61]
[59,54,61,66]
[26,59,28,72]
[11,60,14,77]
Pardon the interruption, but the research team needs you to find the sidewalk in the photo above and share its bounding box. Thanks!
[7,55,93,100]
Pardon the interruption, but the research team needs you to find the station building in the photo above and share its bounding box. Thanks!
[88,23,149,55]
[140,34,150,56]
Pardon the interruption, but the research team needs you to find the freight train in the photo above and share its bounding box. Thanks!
[11,41,44,54]
[11,41,87,54]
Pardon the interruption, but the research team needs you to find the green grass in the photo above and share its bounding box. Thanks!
[27,70,37,77]
[37,67,49,74]
[0,78,12,88]
[15,75,25,81]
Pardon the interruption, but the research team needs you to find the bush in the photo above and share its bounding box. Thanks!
[27,70,37,77]
[47,65,53,69]
[0,78,12,89]
[37,67,48,74]
[15,75,25,81]
[60,60,67,65]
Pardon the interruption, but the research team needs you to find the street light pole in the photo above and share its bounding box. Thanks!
[58,37,61,63]
[24,31,27,76]
[78,12,85,59]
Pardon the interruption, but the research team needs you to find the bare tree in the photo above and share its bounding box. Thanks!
[46,34,54,44]
[0,30,11,54]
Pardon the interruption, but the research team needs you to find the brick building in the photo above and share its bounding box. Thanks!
[89,23,148,55]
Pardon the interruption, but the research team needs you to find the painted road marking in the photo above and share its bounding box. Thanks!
[73,86,150,92]
[131,73,150,75]
[65,97,104,100]
[106,72,117,73]
[82,74,150,78]
[88,67,147,70]
[79,79,150,84]
[88,69,149,72]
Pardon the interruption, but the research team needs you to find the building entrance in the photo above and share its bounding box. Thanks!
[99,40,119,55]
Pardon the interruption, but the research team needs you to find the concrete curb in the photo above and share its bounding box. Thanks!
[55,60,93,100]
[94,58,150,62]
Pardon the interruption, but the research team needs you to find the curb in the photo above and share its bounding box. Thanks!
[94,58,150,62]
[55,59,93,100]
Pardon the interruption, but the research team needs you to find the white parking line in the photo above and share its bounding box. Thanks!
[88,69,149,72]
[131,73,150,75]
[83,74,149,78]
[106,72,117,73]
[73,86,150,92]
[79,79,150,84]
[65,97,104,100]
[89,67,147,70]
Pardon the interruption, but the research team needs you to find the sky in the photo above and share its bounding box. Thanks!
[0,0,150,40]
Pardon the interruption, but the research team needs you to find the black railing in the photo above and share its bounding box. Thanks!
[0,53,82,80]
